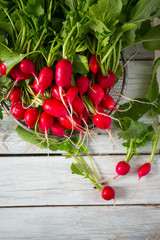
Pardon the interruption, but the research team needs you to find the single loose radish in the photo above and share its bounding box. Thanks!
[89,54,100,74]
[38,112,54,132]
[10,101,26,120]
[116,161,130,176]
[20,59,38,80]
[75,76,90,99]
[55,59,72,88]
[9,87,21,107]
[59,115,82,132]
[51,120,66,136]
[24,108,39,128]
[93,113,112,130]
[97,70,115,89]
[138,163,151,181]
[38,66,54,91]
[101,186,115,201]
[43,99,68,118]
[0,62,7,77]
[101,94,118,111]
[72,96,84,116]
[87,84,104,110]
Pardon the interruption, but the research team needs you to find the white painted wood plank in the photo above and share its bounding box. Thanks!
[0,61,154,154]
[0,206,159,240]
[124,44,154,60]
[0,155,159,206]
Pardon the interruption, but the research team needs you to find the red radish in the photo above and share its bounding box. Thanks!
[10,101,26,120]
[101,94,118,111]
[72,96,84,116]
[38,112,54,132]
[93,113,112,130]
[43,99,68,118]
[66,86,78,106]
[20,59,38,80]
[55,59,72,88]
[51,120,66,136]
[101,186,115,201]
[81,108,90,124]
[89,54,100,74]
[138,163,151,181]
[51,84,67,104]
[24,108,39,128]
[9,66,17,80]
[38,66,54,91]
[0,62,7,77]
[32,80,44,97]
[59,115,82,131]
[87,84,104,110]
[116,161,130,176]
[9,87,21,107]
[14,64,31,85]
[75,76,90,99]
[97,70,115,89]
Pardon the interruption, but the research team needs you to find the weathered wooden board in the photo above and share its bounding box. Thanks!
[0,205,159,240]
[124,44,154,60]
[0,61,154,154]
[0,155,159,206]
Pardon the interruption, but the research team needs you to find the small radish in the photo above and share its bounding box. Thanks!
[75,76,90,99]
[38,112,54,132]
[24,108,39,128]
[101,186,115,201]
[43,99,68,118]
[10,101,26,120]
[81,108,90,124]
[38,66,54,92]
[97,70,115,89]
[89,54,100,74]
[93,113,112,130]
[55,59,72,88]
[59,115,82,132]
[116,161,130,176]
[51,84,67,104]
[20,59,38,80]
[0,62,7,77]
[66,86,78,106]
[101,94,118,111]
[32,80,44,98]
[9,87,21,107]
[87,84,104,110]
[51,120,66,136]
[9,66,17,80]
[72,96,84,116]
[138,163,151,181]
[14,64,31,85]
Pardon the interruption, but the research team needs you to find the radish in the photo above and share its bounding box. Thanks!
[93,113,112,130]
[55,59,72,88]
[9,66,17,80]
[75,76,90,99]
[10,101,26,120]
[9,87,21,107]
[32,80,44,97]
[38,66,54,92]
[97,70,115,89]
[24,108,39,128]
[115,161,130,176]
[138,163,151,181]
[14,64,31,85]
[101,186,115,201]
[72,96,84,116]
[43,99,68,118]
[51,84,67,104]
[19,59,38,80]
[89,54,99,74]
[101,94,118,111]
[87,84,104,110]
[81,108,90,124]
[51,120,66,136]
[59,115,82,131]
[0,62,7,77]
[38,112,54,132]
[66,86,78,106]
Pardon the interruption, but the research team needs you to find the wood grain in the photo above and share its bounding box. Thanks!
[0,155,159,206]
[0,206,159,240]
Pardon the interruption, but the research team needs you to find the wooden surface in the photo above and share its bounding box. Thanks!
[0,45,160,239]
